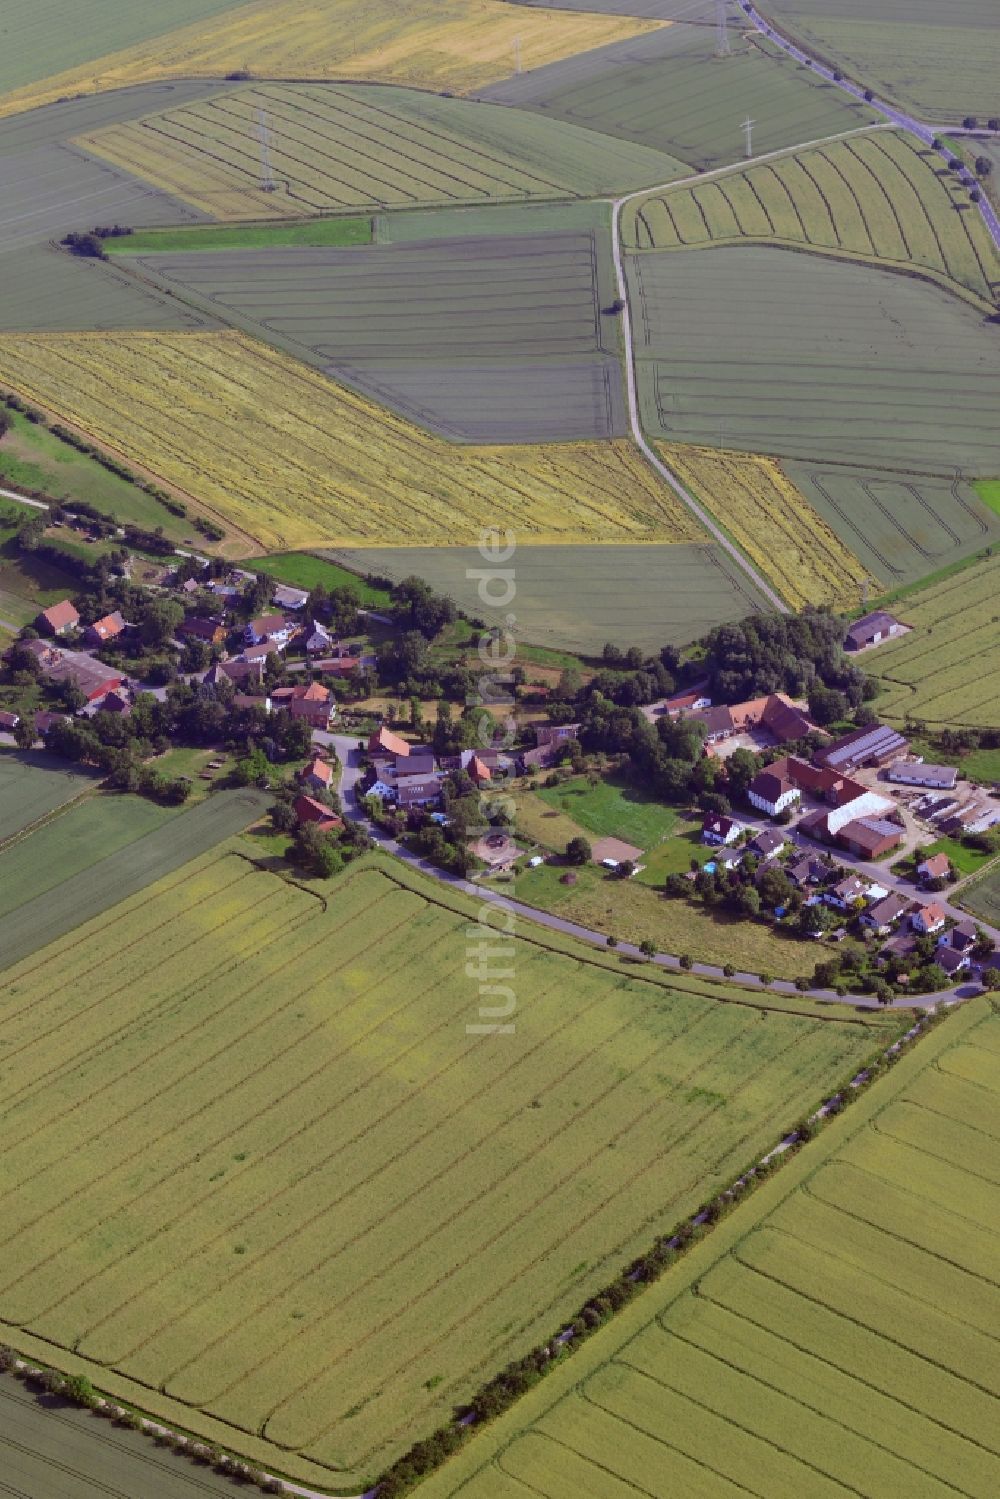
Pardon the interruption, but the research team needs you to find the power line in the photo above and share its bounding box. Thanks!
[256,106,275,193]
[742,116,755,157]
[715,0,731,58]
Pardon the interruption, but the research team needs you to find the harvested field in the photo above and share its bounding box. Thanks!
[0,1,659,119]
[0,247,216,334]
[418,997,998,1499]
[764,0,1000,120]
[961,862,1000,927]
[629,246,1000,474]
[127,230,626,441]
[786,461,1000,590]
[624,129,1000,307]
[0,786,267,972]
[329,542,770,652]
[0,331,701,549]
[82,81,688,221]
[0,755,98,843]
[0,0,244,105]
[869,552,1000,729]
[660,445,874,609]
[479,20,876,170]
[0,846,892,1485]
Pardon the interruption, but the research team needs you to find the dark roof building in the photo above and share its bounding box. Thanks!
[844,611,904,651]
[837,816,903,859]
[814,724,909,773]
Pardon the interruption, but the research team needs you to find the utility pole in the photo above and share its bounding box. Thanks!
[742,116,755,157]
[514,35,522,74]
[715,0,731,58]
[257,105,275,193]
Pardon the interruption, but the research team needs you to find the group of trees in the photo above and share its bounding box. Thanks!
[699,611,874,708]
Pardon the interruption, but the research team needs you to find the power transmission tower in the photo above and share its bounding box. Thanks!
[256,106,275,193]
[715,0,731,58]
[742,116,755,157]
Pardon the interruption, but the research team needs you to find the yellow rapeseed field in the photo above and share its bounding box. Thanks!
[0,332,702,551]
[661,444,876,610]
[0,0,660,118]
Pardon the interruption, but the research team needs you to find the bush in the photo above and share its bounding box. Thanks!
[723,962,735,978]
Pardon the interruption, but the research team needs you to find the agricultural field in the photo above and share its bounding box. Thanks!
[127,229,627,441]
[0,754,98,842]
[82,81,689,222]
[787,461,1000,590]
[479,19,877,170]
[0,786,268,972]
[0,846,893,1485]
[0,331,702,550]
[763,0,1000,120]
[624,129,1000,307]
[421,996,1000,1499]
[961,862,1000,927]
[330,541,771,653]
[661,445,874,609]
[0,0,659,120]
[869,552,1000,729]
[629,246,1000,474]
[0,247,220,336]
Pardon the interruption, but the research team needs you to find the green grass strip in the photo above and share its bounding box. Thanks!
[107,217,372,254]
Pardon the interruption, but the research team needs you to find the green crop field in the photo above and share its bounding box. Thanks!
[479,20,877,170]
[0,847,892,1487]
[418,996,999,1499]
[0,246,218,336]
[0,754,98,841]
[624,129,1000,307]
[329,542,770,652]
[629,245,1000,475]
[785,462,1000,590]
[536,774,680,849]
[0,0,245,105]
[82,80,689,221]
[869,551,1000,729]
[0,786,268,972]
[107,217,372,254]
[961,862,1000,926]
[763,0,1000,120]
[128,226,629,442]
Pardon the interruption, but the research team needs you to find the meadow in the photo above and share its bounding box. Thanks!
[630,246,1000,475]
[0,846,893,1485]
[765,0,1000,119]
[127,228,627,442]
[535,775,680,850]
[480,19,877,169]
[0,331,702,550]
[329,542,770,653]
[107,218,372,253]
[787,461,1000,590]
[83,81,688,222]
[0,0,657,119]
[0,786,267,972]
[624,129,1000,308]
[248,552,390,606]
[660,445,873,609]
[0,501,84,627]
[0,754,98,842]
[419,995,1000,1499]
[869,551,1000,729]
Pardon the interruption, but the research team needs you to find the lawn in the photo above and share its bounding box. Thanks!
[107,218,372,253]
[418,997,993,1499]
[0,785,268,971]
[635,822,704,885]
[922,835,997,878]
[535,774,680,850]
[0,331,699,550]
[625,129,998,309]
[0,847,892,1487]
[246,552,390,606]
[86,81,687,222]
[1,0,656,118]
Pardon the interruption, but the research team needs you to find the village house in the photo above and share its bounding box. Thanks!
[0,709,19,730]
[272,583,309,611]
[18,639,124,703]
[270,681,334,729]
[241,640,281,664]
[369,725,411,758]
[837,816,903,860]
[887,760,958,791]
[305,623,332,655]
[702,814,742,846]
[205,658,264,690]
[395,775,442,809]
[747,766,801,818]
[823,874,883,911]
[36,599,80,636]
[244,613,295,648]
[747,827,787,862]
[178,616,226,645]
[936,945,970,978]
[860,892,913,936]
[814,723,909,774]
[843,611,904,652]
[85,610,127,647]
[911,902,947,935]
[786,853,831,888]
[97,689,132,715]
[917,851,951,885]
[292,793,343,832]
[938,920,978,956]
[692,692,819,751]
[299,757,334,794]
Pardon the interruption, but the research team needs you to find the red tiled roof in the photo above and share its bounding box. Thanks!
[293,794,343,829]
[369,726,410,757]
[38,600,79,631]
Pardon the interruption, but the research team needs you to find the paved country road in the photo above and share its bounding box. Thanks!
[327,737,990,1013]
